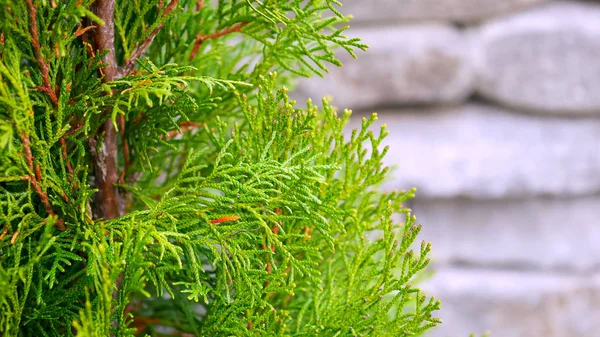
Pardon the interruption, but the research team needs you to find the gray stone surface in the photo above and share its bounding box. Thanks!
[341,0,548,24]
[474,1,600,114]
[345,104,600,198]
[422,268,600,337]
[293,25,473,110]
[410,197,600,272]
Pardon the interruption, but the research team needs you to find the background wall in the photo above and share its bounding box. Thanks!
[293,1,600,336]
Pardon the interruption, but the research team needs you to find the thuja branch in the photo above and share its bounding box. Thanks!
[189,22,248,61]
[25,0,58,106]
[119,0,179,77]
[91,0,122,220]
[20,132,66,231]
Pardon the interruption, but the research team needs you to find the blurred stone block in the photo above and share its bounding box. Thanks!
[474,1,600,114]
[292,25,473,110]
[341,0,547,24]
[345,104,600,198]
[421,268,600,337]
[410,197,600,272]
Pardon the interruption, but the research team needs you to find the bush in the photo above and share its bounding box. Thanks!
[0,1,440,336]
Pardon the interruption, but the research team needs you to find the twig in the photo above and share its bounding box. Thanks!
[22,130,34,172]
[119,0,179,77]
[11,231,20,244]
[60,137,74,175]
[21,132,66,231]
[196,0,204,11]
[163,121,205,140]
[189,22,248,61]
[25,0,59,106]
[64,122,84,137]
[74,25,97,38]
[0,223,8,240]
[209,215,240,225]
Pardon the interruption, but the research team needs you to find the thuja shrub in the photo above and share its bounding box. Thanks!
[0,1,441,336]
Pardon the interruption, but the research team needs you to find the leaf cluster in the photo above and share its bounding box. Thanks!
[0,1,439,336]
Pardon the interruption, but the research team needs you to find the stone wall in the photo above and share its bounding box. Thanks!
[294,1,600,336]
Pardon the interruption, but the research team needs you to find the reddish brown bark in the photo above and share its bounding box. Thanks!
[91,0,121,220]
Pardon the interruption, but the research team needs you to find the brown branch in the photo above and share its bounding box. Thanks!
[74,25,97,38]
[35,164,41,182]
[196,0,204,11]
[91,0,122,220]
[11,231,20,244]
[22,131,34,172]
[119,0,179,77]
[21,132,66,231]
[163,121,204,140]
[189,22,248,61]
[92,0,118,81]
[0,223,8,241]
[60,137,74,175]
[209,215,240,225]
[64,122,84,137]
[25,0,59,106]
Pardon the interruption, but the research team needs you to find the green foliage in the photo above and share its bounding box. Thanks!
[0,1,440,336]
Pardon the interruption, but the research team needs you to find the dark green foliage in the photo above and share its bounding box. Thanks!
[0,1,440,336]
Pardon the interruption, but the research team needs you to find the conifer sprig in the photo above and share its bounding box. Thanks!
[0,1,440,336]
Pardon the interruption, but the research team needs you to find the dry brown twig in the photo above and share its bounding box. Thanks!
[189,22,248,61]
[74,25,97,38]
[25,0,59,106]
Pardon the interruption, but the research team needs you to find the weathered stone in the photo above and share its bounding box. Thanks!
[409,197,600,272]
[422,268,600,337]
[341,0,547,24]
[475,1,600,114]
[292,25,473,110]
[345,104,600,198]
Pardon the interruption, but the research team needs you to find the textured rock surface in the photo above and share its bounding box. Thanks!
[474,1,600,114]
[410,197,600,272]
[345,104,600,198]
[422,268,600,337]
[292,25,473,110]
[341,0,548,24]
